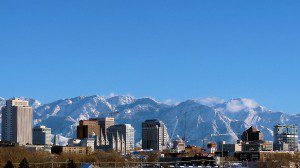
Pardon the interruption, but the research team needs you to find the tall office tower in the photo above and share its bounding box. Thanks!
[241,126,263,142]
[77,120,101,140]
[91,117,115,145]
[32,125,51,145]
[142,119,170,151]
[274,124,298,151]
[107,124,135,154]
[1,98,33,145]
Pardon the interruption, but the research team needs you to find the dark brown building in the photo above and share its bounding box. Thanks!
[77,120,101,139]
[241,126,263,142]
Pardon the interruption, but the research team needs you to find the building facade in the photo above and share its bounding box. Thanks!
[51,146,88,155]
[173,137,185,153]
[25,145,52,153]
[107,124,135,154]
[68,138,96,152]
[273,124,298,151]
[242,141,273,152]
[1,98,33,145]
[217,141,242,157]
[77,120,101,140]
[33,125,51,145]
[142,119,169,151]
[241,126,263,142]
[90,117,115,145]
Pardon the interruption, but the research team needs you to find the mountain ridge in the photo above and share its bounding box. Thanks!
[0,95,298,145]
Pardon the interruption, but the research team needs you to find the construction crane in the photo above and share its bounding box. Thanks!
[183,110,187,145]
[170,116,179,141]
[168,117,179,147]
[182,106,201,145]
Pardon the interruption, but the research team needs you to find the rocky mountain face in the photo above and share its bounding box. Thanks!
[0,95,299,145]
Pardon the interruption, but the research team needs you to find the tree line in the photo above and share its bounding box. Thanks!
[0,147,159,168]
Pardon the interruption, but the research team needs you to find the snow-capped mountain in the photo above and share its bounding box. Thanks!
[0,95,299,145]
[107,95,135,107]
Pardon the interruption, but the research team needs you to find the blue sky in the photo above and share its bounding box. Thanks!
[1,1,300,113]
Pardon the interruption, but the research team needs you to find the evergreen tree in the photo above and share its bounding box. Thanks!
[67,159,77,168]
[4,161,14,168]
[19,158,29,168]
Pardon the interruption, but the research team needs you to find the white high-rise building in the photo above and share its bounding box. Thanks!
[107,124,135,154]
[1,98,33,145]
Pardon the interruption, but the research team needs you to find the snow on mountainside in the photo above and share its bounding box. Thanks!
[34,95,115,137]
[0,97,5,108]
[0,95,299,145]
[107,95,135,107]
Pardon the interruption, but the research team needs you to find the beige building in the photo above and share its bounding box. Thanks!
[51,146,89,155]
[173,137,185,153]
[1,98,33,145]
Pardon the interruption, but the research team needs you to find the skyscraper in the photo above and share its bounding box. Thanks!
[1,98,33,145]
[274,124,298,151]
[240,127,273,152]
[142,119,169,151]
[33,125,51,145]
[107,124,135,154]
[241,126,263,142]
[90,117,115,145]
[77,120,101,140]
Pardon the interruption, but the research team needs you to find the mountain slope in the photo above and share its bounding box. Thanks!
[0,96,298,145]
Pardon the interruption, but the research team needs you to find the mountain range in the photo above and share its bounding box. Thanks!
[1,95,299,146]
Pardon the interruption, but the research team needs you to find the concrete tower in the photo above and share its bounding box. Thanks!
[1,98,33,145]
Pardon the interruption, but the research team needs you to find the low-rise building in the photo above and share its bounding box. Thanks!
[221,143,242,157]
[67,138,96,152]
[235,151,295,162]
[184,145,202,157]
[25,145,52,153]
[173,137,185,153]
[242,141,273,152]
[207,142,217,154]
[51,146,88,155]
[0,141,17,147]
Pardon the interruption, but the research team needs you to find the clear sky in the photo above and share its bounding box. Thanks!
[1,1,300,113]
